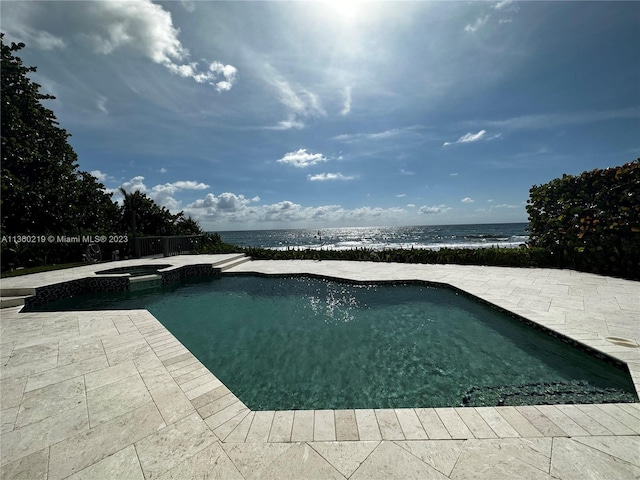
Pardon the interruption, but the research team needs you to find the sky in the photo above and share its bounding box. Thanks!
[2,1,639,231]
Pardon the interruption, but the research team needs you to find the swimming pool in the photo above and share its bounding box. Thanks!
[30,275,637,410]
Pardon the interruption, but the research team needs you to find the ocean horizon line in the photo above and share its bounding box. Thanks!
[209,221,528,235]
[214,223,530,252]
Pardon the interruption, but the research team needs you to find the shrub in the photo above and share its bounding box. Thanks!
[527,159,640,279]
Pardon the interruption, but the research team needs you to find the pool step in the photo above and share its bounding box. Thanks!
[129,274,162,291]
[216,255,252,272]
[0,288,36,309]
[0,295,32,308]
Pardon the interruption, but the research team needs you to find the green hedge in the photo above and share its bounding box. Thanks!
[242,246,555,268]
[527,159,640,279]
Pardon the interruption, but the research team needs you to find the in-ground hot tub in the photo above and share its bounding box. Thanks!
[95,264,173,277]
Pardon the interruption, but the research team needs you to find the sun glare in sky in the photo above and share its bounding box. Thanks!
[323,0,364,22]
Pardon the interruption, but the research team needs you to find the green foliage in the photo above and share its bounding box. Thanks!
[0,36,205,269]
[527,159,640,279]
[242,245,555,268]
[119,188,203,237]
[1,35,121,267]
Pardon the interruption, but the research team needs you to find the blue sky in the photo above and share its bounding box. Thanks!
[2,1,638,231]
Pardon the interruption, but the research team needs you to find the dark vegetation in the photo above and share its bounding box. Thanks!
[527,159,639,280]
[1,36,201,270]
[2,35,638,279]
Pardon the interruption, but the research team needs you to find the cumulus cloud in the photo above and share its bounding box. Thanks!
[117,176,211,211]
[277,149,329,168]
[183,191,409,228]
[90,170,109,182]
[121,176,148,193]
[419,205,448,215]
[443,130,487,146]
[187,192,255,212]
[308,173,355,181]
[172,181,209,190]
[6,1,237,92]
[461,197,475,203]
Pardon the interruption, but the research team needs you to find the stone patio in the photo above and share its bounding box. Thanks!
[1,255,639,479]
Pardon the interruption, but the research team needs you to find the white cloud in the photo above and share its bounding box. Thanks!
[150,184,181,211]
[407,204,416,208]
[333,126,423,143]
[117,176,211,211]
[2,4,67,51]
[450,173,459,176]
[461,197,475,203]
[277,149,329,168]
[308,173,355,181]
[96,95,108,114]
[400,169,415,176]
[184,191,409,228]
[493,1,513,10]
[160,168,168,174]
[90,170,108,182]
[476,107,639,131]
[419,204,448,215]
[7,1,237,91]
[265,115,305,130]
[341,86,352,115]
[396,194,407,198]
[207,61,238,93]
[121,176,147,193]
[264,64,325,118]
[217,192,251,211]
[443,130,487,146]
[172,181,209,190]
[465,15,490,33]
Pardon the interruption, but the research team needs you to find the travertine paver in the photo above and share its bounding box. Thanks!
[1,256,638,478]
[334,409,359,441]
[291,409,314,442]
[314,409,337,441]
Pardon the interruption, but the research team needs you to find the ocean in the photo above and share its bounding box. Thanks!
[215,223,529,251]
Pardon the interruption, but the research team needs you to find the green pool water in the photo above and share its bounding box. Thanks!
[29,275,637,410]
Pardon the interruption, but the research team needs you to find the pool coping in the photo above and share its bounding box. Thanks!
[1,255,639,479]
